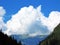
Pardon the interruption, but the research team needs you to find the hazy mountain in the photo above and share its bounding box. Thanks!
[11,35,47,45]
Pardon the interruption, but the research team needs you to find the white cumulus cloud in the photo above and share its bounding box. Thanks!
[0,6,6,31]
[0,7,6,16]
[41,11,60,32]
[4,5,60,37]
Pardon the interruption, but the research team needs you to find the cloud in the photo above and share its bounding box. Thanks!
[4,5,49,35]
[4,5,60,37]
[0,6,6,31]
[41,11,60,32]
[0,7,6,16]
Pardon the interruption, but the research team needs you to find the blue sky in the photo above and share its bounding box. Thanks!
[0,0,60,22]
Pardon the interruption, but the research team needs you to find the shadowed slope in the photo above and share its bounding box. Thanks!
[0,30,22,45]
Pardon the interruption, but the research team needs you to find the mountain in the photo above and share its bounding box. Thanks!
[39,24,60,45]
[11,35,47,45]
[0,30,22,45]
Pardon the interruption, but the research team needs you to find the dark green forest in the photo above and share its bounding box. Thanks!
[0,30,22,45]
[39,24,60,45]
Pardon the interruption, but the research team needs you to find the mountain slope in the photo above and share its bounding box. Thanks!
[39,24,60,45]
[0,30,22,45]
[11,35,47,45]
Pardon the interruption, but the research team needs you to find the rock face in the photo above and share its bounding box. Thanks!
[39,24,60,45]
[0,30,22,45]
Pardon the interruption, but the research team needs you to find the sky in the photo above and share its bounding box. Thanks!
[0,0,60,22]
[0,0,60,37]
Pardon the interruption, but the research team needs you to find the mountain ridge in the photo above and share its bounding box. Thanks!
[0,30,22,45]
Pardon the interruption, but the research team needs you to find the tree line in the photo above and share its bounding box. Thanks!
[0,30,22,45]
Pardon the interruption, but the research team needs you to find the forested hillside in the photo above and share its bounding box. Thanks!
[39,24,60,45]
[0,30,22,45]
